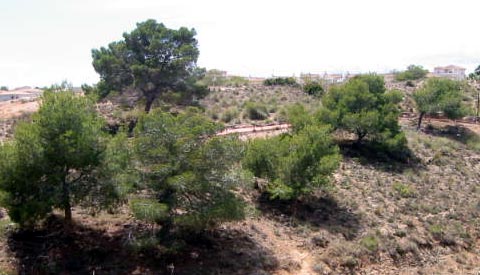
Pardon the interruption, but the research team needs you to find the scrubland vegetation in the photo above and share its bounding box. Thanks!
[1,19,480,274]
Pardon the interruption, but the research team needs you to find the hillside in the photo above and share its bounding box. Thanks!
[1,120,479,274]
[1,80,479,274]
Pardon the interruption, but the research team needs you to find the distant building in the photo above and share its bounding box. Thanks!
[323,73,345,84]
[433,65,466,80]
[300,72,349,84]
[300,73,323,83]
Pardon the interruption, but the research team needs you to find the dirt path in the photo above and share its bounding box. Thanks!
[0,100,39,119]
[230,217,316,275]
[219,116,480,140]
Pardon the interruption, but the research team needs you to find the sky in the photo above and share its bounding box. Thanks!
[1,0,480,88]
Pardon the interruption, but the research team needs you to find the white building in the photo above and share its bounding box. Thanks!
[433,65,466,80]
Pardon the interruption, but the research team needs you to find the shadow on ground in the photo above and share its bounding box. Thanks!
[338,141,423,173]
[7,215,278,274]
[424,124,480,151]
[258,194,361,240]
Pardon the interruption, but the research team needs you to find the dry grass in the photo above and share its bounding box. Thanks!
[200,85,318,126]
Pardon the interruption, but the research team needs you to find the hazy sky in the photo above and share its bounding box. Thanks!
[1,0,480,88]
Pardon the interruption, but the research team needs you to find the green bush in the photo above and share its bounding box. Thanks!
[429,224,443,239]
[286,104,314,133]
[392,182,416,198]
[244,102,269,120]
[360,235,379,252]
[303,82,324,96]
[243,124,341,200]
[264,77,298,86]
[395,65,428,81]
[221,107,239,123]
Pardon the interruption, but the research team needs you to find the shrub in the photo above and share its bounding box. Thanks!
[244,102,269,120]
[303,82,324,96]
[429,224,443,239]
[395,65,428,81]
[360,235,379,252]
[392,182,416,198]
[221,107,239,123]
[264,77,298,86]
[243,124,341,200]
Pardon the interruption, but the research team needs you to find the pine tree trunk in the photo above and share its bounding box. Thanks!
[64,202,72,222]
[62,177,72,222]
[356,130,366,144]
[142,89,158,113]
[417,112,425,130]
[145,97,154,113]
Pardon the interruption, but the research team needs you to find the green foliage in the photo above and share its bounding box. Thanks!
[429,224,443,239]
[303,81,324,96]
[134,108,248,232]
[244,122,341,200]
[221,107,239,123]
[92,19,206,112]
[286,104,314,133]
[81,83,106,100]
[130,198,169,224]
[244,101,269,120]
[360,235,379,252]
[318,74,406,151]
[413,78,467,129]
[0,86,8,91]
[392,182,416,198]
[264,77,298,86]
[384,89,404,104]
[468,65,480,80]
[0,88,123,226]
[395,65,428,81]
[86,132,138,210]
